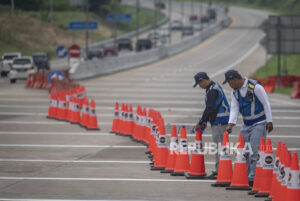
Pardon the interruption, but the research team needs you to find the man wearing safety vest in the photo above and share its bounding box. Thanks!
[193,72,230,178]
[223,69,273,186]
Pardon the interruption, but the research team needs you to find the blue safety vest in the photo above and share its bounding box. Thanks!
[206,82,230,125]
[233,79,266,126]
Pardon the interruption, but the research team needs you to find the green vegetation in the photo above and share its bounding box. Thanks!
[0,1,164,59]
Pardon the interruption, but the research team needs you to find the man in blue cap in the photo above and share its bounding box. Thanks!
[193,72,230,178]
[222,69,273,186]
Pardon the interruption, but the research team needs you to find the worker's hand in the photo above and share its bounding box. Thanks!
[226,123,235,134]
[266,122,273,133]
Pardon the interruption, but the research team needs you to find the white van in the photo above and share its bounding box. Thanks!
[1,52,22,77]
[9,56,35,83]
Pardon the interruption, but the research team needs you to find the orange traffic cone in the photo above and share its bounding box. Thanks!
[278,150,292,201]
[255,138,274,197]
[171,126,190,176]
[57,93,68,121]
[151,121,168,170]
[67,96,74,122]
[248,137,266,195]
[80,97,89,128]
[111,102,120,133]
[273,144,287,201]
[226,134,251,190]
[286,152,300,201]
[70,97,81,124]
[128,104,134,136]
[211,132,232,187]
[47,92,58,119]
[265,141,282,200]
[161,125,178,173]
[26,73,34,88]
[185,128,206,179]
[86,99,99,130]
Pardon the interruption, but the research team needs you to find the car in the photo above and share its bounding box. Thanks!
[102,44,118,57]
[182,26,194,37]
[191,22,202,31]
[135,39,152,52]
[87,48,103,60]
[171,20,183,30]
[1,52,22,77]
[207,8,217,20]
[159,27,171,38]
[9,56,35,83]
[155,2,166,9]
[148,32,161,46]
[117,38,133,51]
[32,52,50,72]
[189,15,198,23]
[200,15,210,23]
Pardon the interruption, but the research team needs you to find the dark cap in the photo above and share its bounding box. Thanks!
[193,72,209,87]
[222,70,241,85]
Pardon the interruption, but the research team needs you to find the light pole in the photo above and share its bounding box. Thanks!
[136,0,140,42]
[11,0,14,16]
[85,0,89,59]
[168,0,172,45]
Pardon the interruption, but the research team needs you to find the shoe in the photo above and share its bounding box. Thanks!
[248,180,253,187]
[206,171,218,179]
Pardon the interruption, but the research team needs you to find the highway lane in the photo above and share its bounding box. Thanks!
[0,2,299,201]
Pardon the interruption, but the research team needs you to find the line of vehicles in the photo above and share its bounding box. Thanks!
[0,52,49,83]
[87,8,217,60]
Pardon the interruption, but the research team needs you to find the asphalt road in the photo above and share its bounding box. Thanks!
[0,2,299,201]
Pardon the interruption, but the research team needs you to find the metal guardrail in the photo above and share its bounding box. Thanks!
[71,12,232,80]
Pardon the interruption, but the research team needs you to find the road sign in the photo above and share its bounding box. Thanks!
[48,70,65,84]
[69,44,81,58]
[106,13,132,22]
[69,21,98,30]
[56,46,68,59]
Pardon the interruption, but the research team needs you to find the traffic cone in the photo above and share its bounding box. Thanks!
[123,104,130,136]
[110,102,120,133]
[255,138,274,197]
[26,73,34,88]
[151,120,168,171]
[185,128,206,179]
[128,104,134,136]
[248,137,266,195]
[273,144,287,201]
[226,134,251,190]
[211,132,232,187]
[265,141,282,200]
[161,125,178,173]
[70,97,81,124]
[67,96,74,122]
[86,99,99,130]
[286,152,300,201]
[278,150,292,201]
[47,92,58,119]
[57,93,68,121]
[80,97,89,128]
[77,85,86,106]
[171,126,190,176]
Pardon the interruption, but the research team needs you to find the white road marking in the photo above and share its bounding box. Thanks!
[0,199,148,201]
[0,176,216,182]
[0,131,299,139]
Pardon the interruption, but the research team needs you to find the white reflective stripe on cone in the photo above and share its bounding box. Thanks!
[220,145,231,161]
[287,170,300,189]
[235,148,246,163]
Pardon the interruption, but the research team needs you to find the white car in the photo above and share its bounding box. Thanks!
[9,56,35,83]
[159,27,171,38]
[1,52,22,77]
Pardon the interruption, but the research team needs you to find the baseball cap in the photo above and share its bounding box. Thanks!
[193,72,209,87]
[222,70,241,85]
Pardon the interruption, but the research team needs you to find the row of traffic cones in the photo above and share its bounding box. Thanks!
[111,102,299,201]
[110,103,208,179]
[47,85,99,130]
[26,73,51,89]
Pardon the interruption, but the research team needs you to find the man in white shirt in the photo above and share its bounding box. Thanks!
[222,70,273,185]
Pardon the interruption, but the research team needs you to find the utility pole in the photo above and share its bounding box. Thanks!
[154,0,158,48]
[191,0,194,16]
[49,0,53,25]
[11,0,14,16]
[136,0,140,42]
[168,0,172,45]
[85,0,89,59]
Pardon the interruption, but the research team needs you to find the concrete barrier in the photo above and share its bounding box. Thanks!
[71,15,232,80]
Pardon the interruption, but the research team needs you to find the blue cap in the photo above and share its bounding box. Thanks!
[193,72,209,87]
[222,70,241,84]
